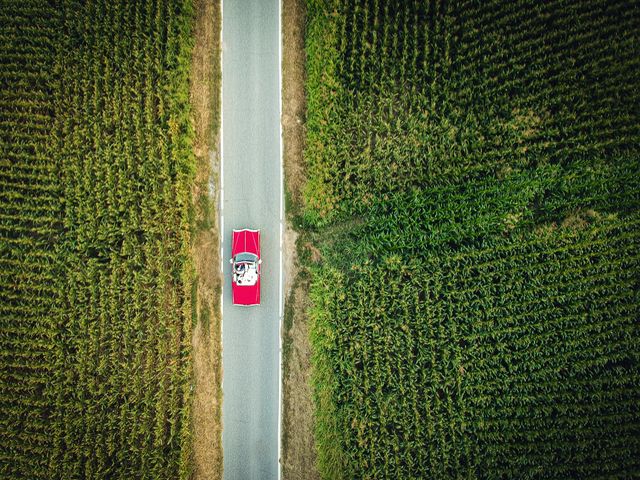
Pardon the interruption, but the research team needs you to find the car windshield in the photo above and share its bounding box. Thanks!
[235,253,258,263]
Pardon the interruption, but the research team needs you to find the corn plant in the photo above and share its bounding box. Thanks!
[0,1,196,478]
[305,0,640,478]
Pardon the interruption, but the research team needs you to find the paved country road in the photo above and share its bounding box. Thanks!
[221,0,282,479]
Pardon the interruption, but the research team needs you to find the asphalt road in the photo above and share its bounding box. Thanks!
[221,0,281,479]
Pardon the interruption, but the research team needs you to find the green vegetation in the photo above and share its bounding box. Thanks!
[1,1,196,478]
[303,0,640,478]
[312,217,640,478]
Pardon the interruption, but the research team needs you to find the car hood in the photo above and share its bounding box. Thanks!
[232,229,260,257]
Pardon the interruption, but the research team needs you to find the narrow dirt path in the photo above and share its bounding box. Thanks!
[190,0,222,478]
[280,0,321,478]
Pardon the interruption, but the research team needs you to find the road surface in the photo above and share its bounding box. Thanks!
[221,0,281,479]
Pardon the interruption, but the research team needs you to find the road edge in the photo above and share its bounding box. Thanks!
[278,0,284,477]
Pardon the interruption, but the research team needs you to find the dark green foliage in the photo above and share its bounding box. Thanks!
[304,0,640,221]
[0,1,196,478]
[304,0,640,478]
[311,216,640,479]
[1,2,62,478]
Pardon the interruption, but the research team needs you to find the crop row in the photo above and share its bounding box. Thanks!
[305,0,640,478]
[0,2,59,478]
[0,1,196,479]
[310,214,640,479]
[303,0,640,221]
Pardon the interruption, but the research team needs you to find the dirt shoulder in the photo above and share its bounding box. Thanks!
[282,0,308,208]
[190,0,222,479]
[281,0,321,478]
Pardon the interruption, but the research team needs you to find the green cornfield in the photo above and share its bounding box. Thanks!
[312,217,640,478]
[1,1,196,478]
[305,0,640,219]
[304,0,640,478]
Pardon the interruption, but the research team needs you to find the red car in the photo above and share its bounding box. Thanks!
[230,229,261,306]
